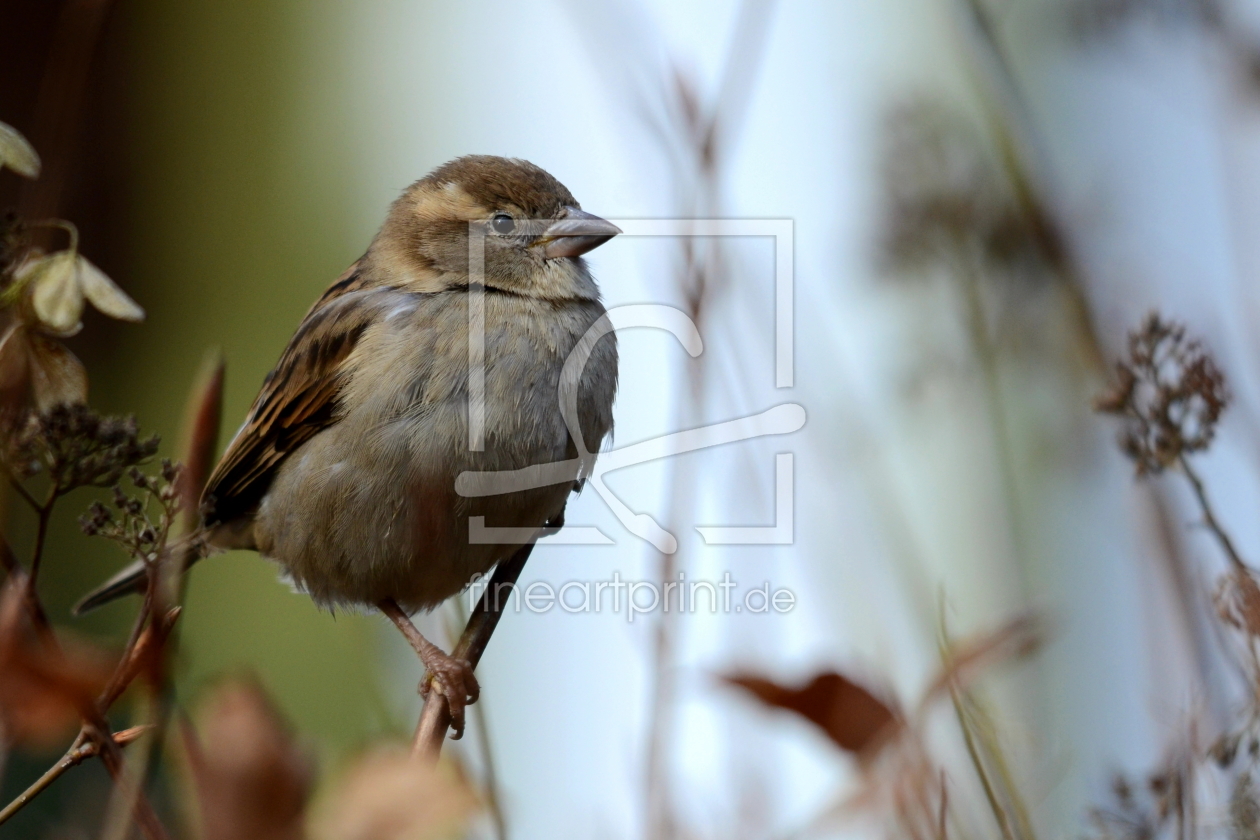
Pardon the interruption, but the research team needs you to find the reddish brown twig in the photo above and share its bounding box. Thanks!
[0,726,150,825]
[411,543,535,762]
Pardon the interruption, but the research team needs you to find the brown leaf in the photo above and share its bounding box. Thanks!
[28,333,87,411]
[0,321,33,415]
[0,579,112,746]
[311,747,479,840]
[726,671,900,757]
[923,614,1044,704]
[183,680,312,840]
[1215,567,1260,638]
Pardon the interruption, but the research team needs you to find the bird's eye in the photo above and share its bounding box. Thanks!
[491,214,516,235]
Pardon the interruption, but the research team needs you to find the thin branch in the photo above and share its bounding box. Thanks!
[412,542,535,762]
[1178,455,1248,571]
[445,599,507,840]
[6,473,42,514]
[950,685,1017,840]
[0,548,175,833]
[86,718,169,840]
[0,726,149,826]
[0,531,18,577]
[26,483,57,585]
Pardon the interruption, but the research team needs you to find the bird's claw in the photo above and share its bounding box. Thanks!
[419,654,479,739]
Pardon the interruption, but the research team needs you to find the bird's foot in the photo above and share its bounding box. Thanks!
[418,650,480,739]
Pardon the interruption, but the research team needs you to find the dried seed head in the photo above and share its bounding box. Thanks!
[1214,567,1260,638]
[1095,313,1228,474]
[6,404,161,491]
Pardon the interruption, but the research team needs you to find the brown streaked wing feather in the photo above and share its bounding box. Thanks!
[202,261,378,525]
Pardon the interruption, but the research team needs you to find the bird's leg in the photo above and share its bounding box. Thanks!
[378,598,479,738]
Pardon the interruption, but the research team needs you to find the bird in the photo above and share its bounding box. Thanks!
[77,155,621,734]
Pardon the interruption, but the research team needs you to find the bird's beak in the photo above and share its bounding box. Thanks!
[536,207,621,259]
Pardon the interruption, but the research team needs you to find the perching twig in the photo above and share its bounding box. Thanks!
[0,726,149,826]
[412,542,535,762]
[445,598,508,840]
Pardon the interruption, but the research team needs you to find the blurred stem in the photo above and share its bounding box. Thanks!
[135,357,222,823]
[1178,455,1247,571]
[939,609,1039,840]
[6,474,41,514]
[950,686,1017,840]
[947,0,1106,373]
[955,249,1033,597]
[0,726,149,826]
[447,598,508,840]
[99,694,160,840]
[26,483,57,585]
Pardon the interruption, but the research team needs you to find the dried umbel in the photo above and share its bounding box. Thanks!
[80,461,182,563]
[1095,313,1228,475]
[6,403,160,492]
[1086,766,1192,840]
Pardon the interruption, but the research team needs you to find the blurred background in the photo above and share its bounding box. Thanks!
[4,0,1259,837]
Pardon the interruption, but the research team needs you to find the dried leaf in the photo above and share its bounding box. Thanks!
[1215,567,1260,638]
[0,122,41,179]
[176,352,224,521]
[29,334,87,410]
[0,321,33,412]
[924,614,1044,704]
[24,251,83,333]
[311,747,479,840]
[0,579,112,746]
[184,680,312,840]
[79,255,144,322]
[726,671,900,757]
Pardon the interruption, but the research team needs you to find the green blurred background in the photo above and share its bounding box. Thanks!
[0,1,406,812]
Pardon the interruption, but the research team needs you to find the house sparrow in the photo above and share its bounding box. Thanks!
[78,156,620,733]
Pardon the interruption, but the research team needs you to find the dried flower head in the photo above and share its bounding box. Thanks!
[1095,313,1228,474]
[15,248,143,334]
[79,459,183,563]
[1084,767,1190,840]
[6,403,160,492]
[0,211,143,420]
[0,121,40,180]
[880,101,1062,282]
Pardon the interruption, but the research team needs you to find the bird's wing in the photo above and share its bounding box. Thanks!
[201,261,380,526]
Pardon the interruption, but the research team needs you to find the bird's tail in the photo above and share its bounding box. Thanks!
[73,559,150,614]
[73,534,208,615]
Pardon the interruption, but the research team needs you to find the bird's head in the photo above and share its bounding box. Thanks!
[370,155,621,300]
